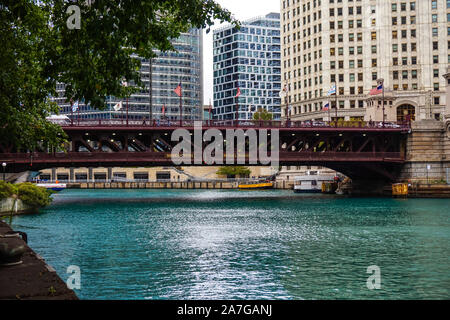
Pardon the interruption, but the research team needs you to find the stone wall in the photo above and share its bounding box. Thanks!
[398,120,450,183]
[0,198,36,215]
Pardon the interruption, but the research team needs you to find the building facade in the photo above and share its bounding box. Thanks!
[280,0,449,123]
[53,29,203,121]
[213,13,282,121]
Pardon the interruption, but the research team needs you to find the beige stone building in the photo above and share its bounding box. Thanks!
[280,0,449,123]
[37,166,278,183]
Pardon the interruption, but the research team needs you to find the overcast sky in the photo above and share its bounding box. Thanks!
[202,0,280,105]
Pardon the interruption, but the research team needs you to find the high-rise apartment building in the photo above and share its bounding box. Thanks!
[213,13,282,121]
[53,29,203,121]
[280,0,449,122]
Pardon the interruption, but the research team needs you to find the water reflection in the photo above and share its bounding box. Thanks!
[10,190,450,300]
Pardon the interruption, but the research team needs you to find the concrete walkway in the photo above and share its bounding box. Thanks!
[0,221,78,300]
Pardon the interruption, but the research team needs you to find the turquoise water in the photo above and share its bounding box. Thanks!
[8,189,450,300]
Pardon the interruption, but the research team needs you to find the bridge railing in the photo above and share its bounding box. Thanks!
[58,119,411,130]
[1,151,405,164]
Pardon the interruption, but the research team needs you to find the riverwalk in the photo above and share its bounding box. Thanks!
[67,180,295,190]
[0,221,78,300]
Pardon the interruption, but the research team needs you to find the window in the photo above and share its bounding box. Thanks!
[432,14,438,23]
[433,69,439,78]
[434,97,440,105]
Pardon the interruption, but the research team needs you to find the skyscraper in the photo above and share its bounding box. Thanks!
[280,0,448,122]
[53,29,203,121]
[213,13,282,121]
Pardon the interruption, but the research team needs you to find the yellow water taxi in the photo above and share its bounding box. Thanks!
[238,182,274,190]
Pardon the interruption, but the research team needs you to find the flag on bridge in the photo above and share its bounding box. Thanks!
[72,101,79,112]
[162,104,165,117]
[174,83,182,97]
[369,83,383,96]
[235,87,241,98]
[328,84,336,96]
[113,101,123,111]
[323,102,330,111]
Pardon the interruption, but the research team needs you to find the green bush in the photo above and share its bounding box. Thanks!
[0,181,17,199]
[17,183,53,208]
[217,166,251,178]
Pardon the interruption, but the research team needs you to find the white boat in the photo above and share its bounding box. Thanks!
[36,183,67,192]
[294,172,337,193]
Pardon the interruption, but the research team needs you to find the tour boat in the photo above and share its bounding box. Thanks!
[36,183,67,192]
[294,174,336,193]
[238,182,274,190]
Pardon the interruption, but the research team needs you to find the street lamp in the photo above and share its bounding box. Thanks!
[2,162,6,181]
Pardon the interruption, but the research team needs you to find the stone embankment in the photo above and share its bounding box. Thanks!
[0,198,36,216]
[0,221,78,300]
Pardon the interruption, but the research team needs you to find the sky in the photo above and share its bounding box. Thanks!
[202,0,280,105]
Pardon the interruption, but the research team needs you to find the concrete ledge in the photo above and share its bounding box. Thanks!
[0,221,78,300]
[0,198,37,216]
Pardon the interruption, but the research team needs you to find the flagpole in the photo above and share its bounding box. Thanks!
[149,58,153,124]
[381,79,385,128]
[179,82,182,127]
[328,101,331,123]
[126,97,129,126]
[209,99,212,126]
[236,87,239,125]
[334,82,338,128]
[235,95,238,126]
[70,100,74,126]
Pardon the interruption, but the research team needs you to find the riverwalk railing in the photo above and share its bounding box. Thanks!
[34,178,273,184]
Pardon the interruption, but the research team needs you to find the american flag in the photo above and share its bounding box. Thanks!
[369,83,383,96]
[174,83,182,97]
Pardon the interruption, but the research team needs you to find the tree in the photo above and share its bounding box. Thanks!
[217,166,251,178]
[0,0,236,151]
[253,107,273,121]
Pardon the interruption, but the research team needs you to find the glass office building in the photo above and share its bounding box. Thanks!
[53,29,203,121]
[213,13,282,121]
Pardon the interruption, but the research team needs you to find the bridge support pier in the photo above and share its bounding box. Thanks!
[397,120,450,184]
[348,179,391,196]
[88,167,93,183]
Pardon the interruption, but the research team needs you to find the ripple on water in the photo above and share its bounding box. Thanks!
[9,189,450,300]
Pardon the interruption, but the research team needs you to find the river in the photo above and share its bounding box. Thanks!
[9,189,450,299]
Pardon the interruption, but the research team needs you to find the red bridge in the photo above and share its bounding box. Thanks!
[1,120,410,181]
